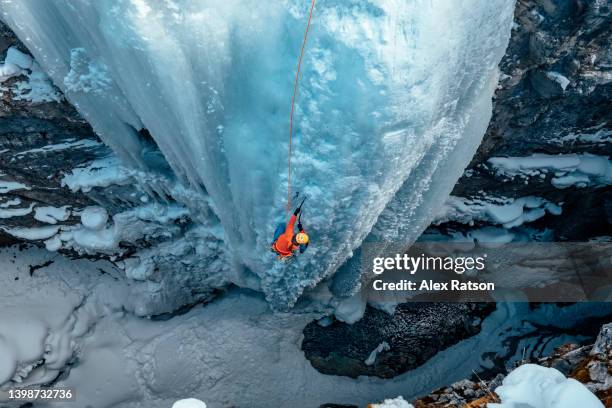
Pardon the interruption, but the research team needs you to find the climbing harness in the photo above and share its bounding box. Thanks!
[286,0,316,214]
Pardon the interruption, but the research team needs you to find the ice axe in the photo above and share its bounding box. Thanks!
[296,196,307,212]
[296,196,307,226]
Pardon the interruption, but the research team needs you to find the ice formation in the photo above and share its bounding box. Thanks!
[0,0,515,308]
[0,46,28,81]
[0,46,61,102]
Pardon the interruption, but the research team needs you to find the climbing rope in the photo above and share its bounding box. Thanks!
[287,0,316,213]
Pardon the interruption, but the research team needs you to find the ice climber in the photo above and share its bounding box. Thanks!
[272,200,309,260]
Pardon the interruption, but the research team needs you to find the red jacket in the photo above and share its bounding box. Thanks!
[273,215,301,257]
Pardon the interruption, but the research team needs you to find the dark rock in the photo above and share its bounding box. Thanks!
[0,20,153,242]
[529,69,565,98]
[591,322,612,358]
[302,303,494,379]
[0,22,105,235]
[426,0,612,242]
[356,323,612,407]
[528,31,555,64]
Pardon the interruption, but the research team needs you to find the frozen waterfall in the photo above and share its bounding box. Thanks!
[0,0,515,308]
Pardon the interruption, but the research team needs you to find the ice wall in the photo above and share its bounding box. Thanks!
[0,0,515,308]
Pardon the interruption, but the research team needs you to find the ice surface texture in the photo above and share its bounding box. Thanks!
[0,0,514,308]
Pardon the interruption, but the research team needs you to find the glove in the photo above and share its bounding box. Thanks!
[294,207,301,216]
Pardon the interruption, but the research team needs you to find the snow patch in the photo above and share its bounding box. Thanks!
[44,235,62,252]
[0,179,30,194]
[365,341,391,366]
[469,227,516,246]
[545,71,570,91]
[61,203,188,253]
[0,202,34,219]
[1,226,59,240]
[488,154,612,189]
[12,63,62,103]
[62,156,134,193]
[15,139,102,157]
[0,47,61,102]
[551,123,611,145]
[80,206,108,230]
[434,196,562,229]
[172,399,207,408]
[370,396,414,408]
[333,293,367,324]
[0,46,28,82]
[4,47,33,70]
[0,198,21,208]
[34,206,70,224]
[490,364,604,408]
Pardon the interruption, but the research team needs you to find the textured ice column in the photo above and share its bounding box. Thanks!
[0,0,515,308]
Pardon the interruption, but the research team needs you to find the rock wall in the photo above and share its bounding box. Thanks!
[426,0,611,241]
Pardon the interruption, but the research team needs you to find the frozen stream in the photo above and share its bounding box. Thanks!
[0,246,609,408]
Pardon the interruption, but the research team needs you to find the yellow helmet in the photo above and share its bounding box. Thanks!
[295,232,309,245]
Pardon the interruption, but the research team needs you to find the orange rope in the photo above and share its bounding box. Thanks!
[287,0,316,213]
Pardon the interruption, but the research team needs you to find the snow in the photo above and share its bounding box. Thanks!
[1,202,173,250]
[545,71,570,91]
[0,46,61,102]
[490,364,604,408]
[0,46,28,82]
[488,154,612,189]
[1,225,59,240]
[0,198,20,208]
[434,196,562,229]
[33,205,70,224]
[469,227,516,246]
[62,156,134,193]
[80,206,108,230]
[365,341,391,366]
[333,293,367,324]
[12,63,63,103]
[0,61,22,82]
[0,246,610,407]
[551,123,611,146]
[370,396,414,408]
[0,179,30,193]
[172,399,207,408]
[0,202,34,219]
[5,47,32,70]
[59,203,188,254]
[44,235,62,251]
[0,0,516,309]
[15,138,102,157]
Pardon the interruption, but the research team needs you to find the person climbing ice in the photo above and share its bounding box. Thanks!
[272,197,309,260]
